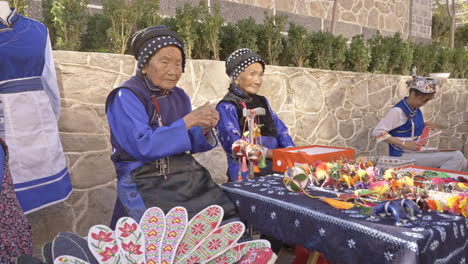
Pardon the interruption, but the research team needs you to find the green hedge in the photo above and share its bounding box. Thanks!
[41,1,468,79]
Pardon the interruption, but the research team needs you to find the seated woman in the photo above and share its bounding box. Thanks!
[0,138,32,263]
[372,76,467,171]
[216,48,295,181]
[106,25,236,224]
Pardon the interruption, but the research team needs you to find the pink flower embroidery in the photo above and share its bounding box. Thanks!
[206,207,221,217]
[121,241,143,255]
[99,245,118,261]
[228,223,243,234]
[118,222,138,237]
[186,256,201,264]
[176,242,189,255]
[207,238,222,251]
[191,223,206,236]
[91,231,113,242]
[215,256,230,264]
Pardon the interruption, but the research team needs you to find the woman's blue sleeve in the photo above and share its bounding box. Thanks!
[215,102,243,156]
[107,89,192,163]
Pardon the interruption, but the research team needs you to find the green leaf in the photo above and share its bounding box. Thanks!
[289,182,300,192]
[293,173,307,182]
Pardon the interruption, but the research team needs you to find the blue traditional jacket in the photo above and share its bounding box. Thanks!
[216,87,294,181]
[388,97,424,157]
[0,10,71,213]
[106,74,217,220]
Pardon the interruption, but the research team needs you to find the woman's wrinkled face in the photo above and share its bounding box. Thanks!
[142,46,182,90]
[234,62,264,95]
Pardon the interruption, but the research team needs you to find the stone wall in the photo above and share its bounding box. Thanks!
[160,0,414,40]
[26,51,467,256]
[27,0,430,43]
[409,0,433,43]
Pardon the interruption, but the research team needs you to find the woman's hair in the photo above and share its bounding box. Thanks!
[409,88,426,97]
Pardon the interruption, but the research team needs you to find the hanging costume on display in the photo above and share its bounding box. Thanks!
[0,138,32,263]
[0,9,71,213]
[216,49,294,182]
[106,25,236,223]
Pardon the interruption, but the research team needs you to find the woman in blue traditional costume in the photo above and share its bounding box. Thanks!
[0,0,71,213]
[372,76,467,171]
[106,25,236,225]
[216,49,295,182]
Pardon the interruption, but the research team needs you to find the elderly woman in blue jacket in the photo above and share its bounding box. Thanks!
[216,49,295,181]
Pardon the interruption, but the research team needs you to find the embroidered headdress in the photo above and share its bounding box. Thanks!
[407,76,437,94]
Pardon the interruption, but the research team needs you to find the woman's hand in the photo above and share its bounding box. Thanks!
[424,122,438,130]
[401,140,421,151]
[183,102,219,130]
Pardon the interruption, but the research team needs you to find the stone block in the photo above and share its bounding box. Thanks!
[277,111,295,128]
[258,74,287,112]
[178,60,196,99]
[70,150,115,189]
[196,60,232,101]
[159,0,202,17]
[75,184,117,236]
[277,11,323,32]
[367,76,387,94]
[324,20,362,39]
[348,127,370,152]
[89,53,129,73]
[325,87,346,110]
[59,65,117,104]
[59,105,105,134]
[339,0,354,10]
[295,113,320,141]
[275,0,295,13]
[440,92,456,115]
[340,11,358,23]
[456,93,468,113]
[291,74,323,113]
[213,0,267,24]
[309,1,327,18]
[336,107,351,120]
[363,26,379,39]
[369,87,392,110]
[338,119,355,139]
[54,51,88,65]
[384,14,402,33]
[61,133,109,153]
[316,114,338,141]
[350,81,369,108]
[27,201,74,257]
[375,1,390,13]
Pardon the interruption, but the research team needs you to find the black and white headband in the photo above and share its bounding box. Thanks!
[130,25,186,72]
[225,48,265,80]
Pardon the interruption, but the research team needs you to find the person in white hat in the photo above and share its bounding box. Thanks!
[372,76,467,171]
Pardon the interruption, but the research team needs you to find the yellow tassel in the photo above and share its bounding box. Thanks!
[320,198,354,210]
[254,164,260,173]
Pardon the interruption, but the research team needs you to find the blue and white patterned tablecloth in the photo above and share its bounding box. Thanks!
[221,175,468,264]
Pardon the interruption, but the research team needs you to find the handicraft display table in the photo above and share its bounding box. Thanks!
[221,175,468,264]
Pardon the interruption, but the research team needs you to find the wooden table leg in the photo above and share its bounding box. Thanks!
[306,250,321,264]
